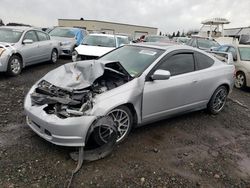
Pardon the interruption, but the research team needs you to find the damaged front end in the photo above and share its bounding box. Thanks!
[30,60,132,119]
[25,60,134,161]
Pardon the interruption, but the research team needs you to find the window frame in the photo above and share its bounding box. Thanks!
[194,51,215,70]
[146,49,196,81]
[22,30,39,43]
[36,30,50,41]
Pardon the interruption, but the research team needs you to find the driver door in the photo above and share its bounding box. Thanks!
[142,51,199,124]
[21,30,40,64]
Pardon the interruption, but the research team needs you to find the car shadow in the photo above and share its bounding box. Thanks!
[0,58,71,81]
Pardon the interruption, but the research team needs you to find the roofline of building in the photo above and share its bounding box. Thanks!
[58,19,158,30]
[224,26,250,30]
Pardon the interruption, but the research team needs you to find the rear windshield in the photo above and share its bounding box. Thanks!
[0,28,23,43]
[49,28,75,38]
[239,47,250,61]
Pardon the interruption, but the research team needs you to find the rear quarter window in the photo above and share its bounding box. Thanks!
[195,52,214,70]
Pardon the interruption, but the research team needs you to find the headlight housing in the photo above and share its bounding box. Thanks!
[60,41,71,46]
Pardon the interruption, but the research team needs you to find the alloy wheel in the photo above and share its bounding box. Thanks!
[235,73,245,89]
[10,58,21,74]
[212,88,227,112]
[51,50,58,63]
[108,109,130,143]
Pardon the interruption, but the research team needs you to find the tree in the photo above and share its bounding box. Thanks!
[6,22,31,27]
[172,32,176,38]
[181,31,185,37]
[176,31,180,37]
[0,19,4,26]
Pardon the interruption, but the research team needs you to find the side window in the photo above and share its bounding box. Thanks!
[23,31,38,42]
[158,53,195,76]
[195,52,214,70]
[36,31,49,41]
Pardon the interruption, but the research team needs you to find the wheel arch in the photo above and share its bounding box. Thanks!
[236,70,247,86]
[122,103,138,126]
[11,53,24,67]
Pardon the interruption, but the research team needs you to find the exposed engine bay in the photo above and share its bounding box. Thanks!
[30,62,132,118]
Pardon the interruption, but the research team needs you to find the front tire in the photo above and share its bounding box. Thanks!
[235,72,246,89]
[50,49,58,63]
[107,105,133,143]
[207,86,228,115]
[7,55,22,76]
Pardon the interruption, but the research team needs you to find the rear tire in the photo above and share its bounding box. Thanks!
[207,86,228,115]
[50,49,58,63]
[235,72,246,89]
[7,55,22,76]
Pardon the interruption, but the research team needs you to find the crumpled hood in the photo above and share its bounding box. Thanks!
[42,60,105,90]
[75,45,114,57]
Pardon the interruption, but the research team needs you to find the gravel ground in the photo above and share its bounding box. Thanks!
[0,59,250,188]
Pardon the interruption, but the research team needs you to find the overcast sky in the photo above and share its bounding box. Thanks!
[0,0,250,34]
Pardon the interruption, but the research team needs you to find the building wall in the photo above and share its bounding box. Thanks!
[58,19,157,38]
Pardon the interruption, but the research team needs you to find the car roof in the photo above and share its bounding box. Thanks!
[131,42,196,51]
[0,26,32,32]
[89,33,128,38]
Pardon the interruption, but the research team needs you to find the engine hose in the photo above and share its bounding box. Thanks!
[65,116,118,187]
[65,146,84,188]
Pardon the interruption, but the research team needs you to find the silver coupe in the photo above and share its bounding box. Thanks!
[24,43,235,148]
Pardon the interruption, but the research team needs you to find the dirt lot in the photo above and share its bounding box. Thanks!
[0,59,250,188]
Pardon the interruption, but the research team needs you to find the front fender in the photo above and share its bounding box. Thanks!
[89,78,144,124]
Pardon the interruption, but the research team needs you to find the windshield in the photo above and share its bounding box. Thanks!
[117,36,129,47]
[0,28,23,43]
[239,47,250,61]
[82,35,116,47]
[197,39,220,49]
[100,45,164,77]
[145,36,166,42]
[49,28,75,38]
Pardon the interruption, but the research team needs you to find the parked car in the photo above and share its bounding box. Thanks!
[0,26,60,76]
[186,37,220,50]
[49,27,88,56]
[214,44,250,89]
[24,43,234,149]
[72,33,129,61]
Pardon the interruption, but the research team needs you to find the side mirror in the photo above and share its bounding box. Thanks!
[23,39,33,44]
[151,69,171,81]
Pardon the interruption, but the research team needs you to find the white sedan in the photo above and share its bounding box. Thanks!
[72,33,130,61]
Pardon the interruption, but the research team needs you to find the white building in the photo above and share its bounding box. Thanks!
[58,19,158,39]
